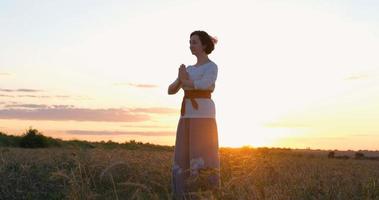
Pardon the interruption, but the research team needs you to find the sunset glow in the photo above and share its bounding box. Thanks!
[1,0,379,150]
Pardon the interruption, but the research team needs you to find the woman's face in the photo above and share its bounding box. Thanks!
[189,34,206,55]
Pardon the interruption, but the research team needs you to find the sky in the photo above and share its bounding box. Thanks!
[1,0,379,150]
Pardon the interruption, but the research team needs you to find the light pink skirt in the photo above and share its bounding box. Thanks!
[171,118,221,199]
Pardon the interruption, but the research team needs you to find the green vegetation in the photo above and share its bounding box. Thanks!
[0,129,173,151]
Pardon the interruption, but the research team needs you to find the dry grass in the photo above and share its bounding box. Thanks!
[0,147,379,199]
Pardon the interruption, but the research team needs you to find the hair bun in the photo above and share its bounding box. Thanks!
[211,36,218,45]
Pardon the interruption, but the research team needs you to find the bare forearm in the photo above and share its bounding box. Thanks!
[168,78,182,95]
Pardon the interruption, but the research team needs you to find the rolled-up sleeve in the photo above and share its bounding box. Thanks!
[193,64,218,90]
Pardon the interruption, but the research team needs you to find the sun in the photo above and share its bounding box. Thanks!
[217,116,275,148]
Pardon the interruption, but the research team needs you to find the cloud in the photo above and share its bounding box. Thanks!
[66,130,174,136]
[18,89,43,92]
[129,107,178,114]
[0,88,68,99]
[114,82,159,88]
[0,88,43,92]
[5,104,49,109]
[0,73,11,76]
[17,95,50,98]
[4,103,75,109]
[0,94,72,99]
[51,105,75,109]
[0,101,17,105]
[0,108,150,122]
[0,95,14,98]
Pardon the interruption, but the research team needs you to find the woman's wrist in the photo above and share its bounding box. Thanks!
[181,79,194,88]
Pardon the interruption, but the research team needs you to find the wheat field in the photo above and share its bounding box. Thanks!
[1,147,379,200]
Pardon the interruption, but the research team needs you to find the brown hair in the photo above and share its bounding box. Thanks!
[190,30,217,54]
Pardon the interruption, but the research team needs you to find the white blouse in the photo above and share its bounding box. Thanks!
[170,61,218,118]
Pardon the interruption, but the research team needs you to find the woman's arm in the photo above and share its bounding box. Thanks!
[168,78,182,95]
[192,64,218,90]
[180,64,217,90]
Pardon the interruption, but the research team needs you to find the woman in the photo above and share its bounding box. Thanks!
[168,30,220,199]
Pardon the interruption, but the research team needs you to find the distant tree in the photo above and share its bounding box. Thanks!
[106,140,115,144]
[19,128,48,148]
[328,151,335,158]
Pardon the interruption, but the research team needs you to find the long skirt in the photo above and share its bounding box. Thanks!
[171,117,221,199]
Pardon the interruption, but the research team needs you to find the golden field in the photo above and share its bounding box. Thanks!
[1,147,379,200]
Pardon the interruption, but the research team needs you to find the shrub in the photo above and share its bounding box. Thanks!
[19,128,48,148]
